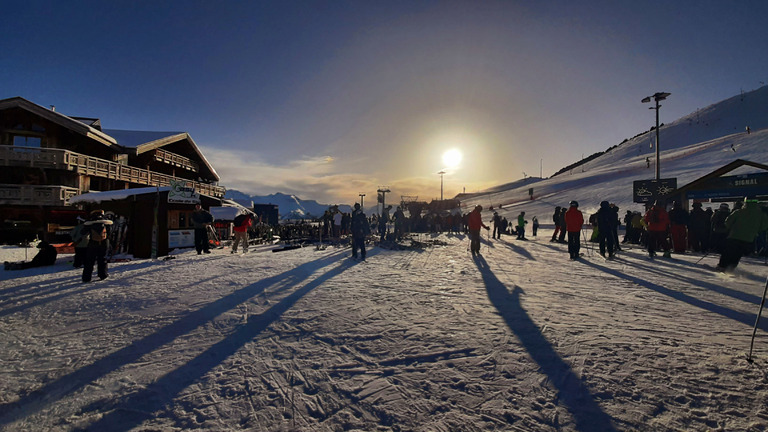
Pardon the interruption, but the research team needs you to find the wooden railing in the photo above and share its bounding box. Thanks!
[0,145,225,198]
[0,184,80,206]
[154,148,199,172]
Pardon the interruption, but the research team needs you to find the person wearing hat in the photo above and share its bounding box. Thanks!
[550,206,562,242]
[688,202,710,253]
[82,210,113,282]
[710,203,730,254]
[717,198,768,271]
[468,205,490,255]
[565,200,584,260]
[644,200,671,258]
[191,203,214,255]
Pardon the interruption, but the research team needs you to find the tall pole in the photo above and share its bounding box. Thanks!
[438,170,445,201]
[642,92,670,181]
[359,193,365,210]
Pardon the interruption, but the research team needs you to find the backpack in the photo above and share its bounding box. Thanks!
[234,214,249,227]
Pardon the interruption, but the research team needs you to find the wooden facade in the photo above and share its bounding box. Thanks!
[0,97,226,243]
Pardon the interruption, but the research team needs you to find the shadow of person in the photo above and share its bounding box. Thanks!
[473,254,617,432]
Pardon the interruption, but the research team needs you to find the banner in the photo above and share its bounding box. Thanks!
[168,180,199,204]
[633,178,677,203]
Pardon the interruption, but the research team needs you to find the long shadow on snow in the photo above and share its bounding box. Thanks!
[473,254,617,432]
[581,259,768,332]
[0,249,352,426]
[81,250,368,431]
[495,238,536,260]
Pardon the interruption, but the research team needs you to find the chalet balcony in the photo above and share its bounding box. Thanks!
[0,145,225,198]
[154,148,199,172]
[0,184,80,206]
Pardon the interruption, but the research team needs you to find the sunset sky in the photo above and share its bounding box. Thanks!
[2,1,767,204]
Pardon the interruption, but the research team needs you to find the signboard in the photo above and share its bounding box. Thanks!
[168,180,199,204]
[168,229,195,248]
[687,172,768,199]
[633,178,677,203]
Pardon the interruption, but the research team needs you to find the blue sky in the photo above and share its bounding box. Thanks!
[2,0,767,204]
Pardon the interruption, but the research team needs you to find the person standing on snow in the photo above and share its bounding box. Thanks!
[710,203,730,254]
[687,202,710,252]
[532,215,539,237]
[516,211,528,240]
[82,209,113,282]
[350,203,370,260]
[557,207,568,243]
[644,200,671,258]
[550,206,562,242]
[565,201,584,260]
[596,201,617,258]
[716,198,768,271]
[231,213,253,254]
[192,203,214,255]
[468,205,490,255]
[668,201,689,253]
[491,212,502,239]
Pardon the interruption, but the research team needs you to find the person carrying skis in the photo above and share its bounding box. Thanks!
[644,200,671,258]
[716,198,768,271]
[468,205,490,255]
[191,203,214,255]
[350,203,370,260]
[565,201,584,260]
[82,209,114,282]
[231,212,253,254]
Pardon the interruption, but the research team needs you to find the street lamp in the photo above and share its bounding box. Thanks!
[358,193,365,209]
[642,92,671,180]
[438,170,446,201]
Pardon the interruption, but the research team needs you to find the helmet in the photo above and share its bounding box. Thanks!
[569,200,579,207]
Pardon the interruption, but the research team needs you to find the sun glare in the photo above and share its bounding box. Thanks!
[442,149,463,168]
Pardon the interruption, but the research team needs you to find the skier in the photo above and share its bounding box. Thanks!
[644,200,671,258]
[392,206,406,241]
[491,212,502,239]
[710,203,730,254]
[191,203,214,255]
[82,209,114,282]
[557,207,568,243]
[565,201,584,260]
[532,216,539,237]
[687,202,710,252]
[379,205,391,242]
[350,203,370,260]
[717,198,768,271]
[468,205,490,255]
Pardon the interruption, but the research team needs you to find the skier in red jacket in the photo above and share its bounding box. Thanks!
[468,205,490,256]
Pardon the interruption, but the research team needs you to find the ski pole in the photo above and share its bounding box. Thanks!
[747,275,768,363]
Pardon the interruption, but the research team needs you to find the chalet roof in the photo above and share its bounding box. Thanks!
[0,97,118,147]
[103,129,220,181]
[673,159,768,194]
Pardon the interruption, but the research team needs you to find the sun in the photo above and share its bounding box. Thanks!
[442,149,463,168]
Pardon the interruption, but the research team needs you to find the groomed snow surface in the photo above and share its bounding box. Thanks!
[1,231,767,431]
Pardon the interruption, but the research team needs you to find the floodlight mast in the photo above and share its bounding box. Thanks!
[642,92,670,180]
[438,170,446,201]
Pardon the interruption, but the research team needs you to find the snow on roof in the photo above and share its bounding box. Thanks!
[68,187,172,204]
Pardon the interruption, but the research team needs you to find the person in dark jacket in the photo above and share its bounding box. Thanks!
[350,203,371,260]
[82,209,113,282]
[668,201,689,253]
[550,207,562,242]
[710,203,730,254]
[557,207,568,243]
[596,201,617,258]
[687,202,710,253]
[191,203,214,255]
[491,212,502,239]
[4,240,58,270]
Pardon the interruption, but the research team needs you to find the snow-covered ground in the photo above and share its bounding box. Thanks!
[1,87,768,431]
[1,232,767,431]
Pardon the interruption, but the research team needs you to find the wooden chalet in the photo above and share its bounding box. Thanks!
[0,97,226,243]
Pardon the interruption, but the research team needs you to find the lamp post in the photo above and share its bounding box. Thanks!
[359,193,365,209]
[642,92,671,180]
[438,170,446,201]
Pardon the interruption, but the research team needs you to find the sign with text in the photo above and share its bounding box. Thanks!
[687,172,768,199]
[633,178,677,203]
[168,180,199,204]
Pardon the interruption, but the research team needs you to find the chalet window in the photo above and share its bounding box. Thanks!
[13,135,42,147]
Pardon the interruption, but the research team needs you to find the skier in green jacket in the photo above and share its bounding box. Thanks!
[717,198,768,271]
